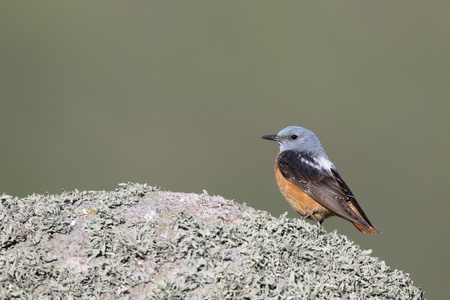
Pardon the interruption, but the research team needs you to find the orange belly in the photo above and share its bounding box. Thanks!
[275,164,334,222]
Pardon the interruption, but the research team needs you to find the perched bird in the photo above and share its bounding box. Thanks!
[262,126,380,233]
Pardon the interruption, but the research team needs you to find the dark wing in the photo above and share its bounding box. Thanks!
[277,150,376,228]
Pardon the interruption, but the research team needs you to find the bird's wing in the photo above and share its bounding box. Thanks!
[277,150,376,228]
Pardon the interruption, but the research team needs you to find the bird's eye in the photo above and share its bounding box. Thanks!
[290,134,298,140]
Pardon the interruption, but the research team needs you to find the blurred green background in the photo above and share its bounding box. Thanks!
[1,1,449,298]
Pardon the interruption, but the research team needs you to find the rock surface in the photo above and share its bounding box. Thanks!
[0,183,424,299]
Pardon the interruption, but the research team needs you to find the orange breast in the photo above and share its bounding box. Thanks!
[275,163,334,222]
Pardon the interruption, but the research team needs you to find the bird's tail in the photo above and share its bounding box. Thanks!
[348,203,381,234]
[352,222,381,234]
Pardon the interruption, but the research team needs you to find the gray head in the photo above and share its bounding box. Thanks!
[262,126,327,155]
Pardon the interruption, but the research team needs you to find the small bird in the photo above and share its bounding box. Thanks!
[262,126,380,233]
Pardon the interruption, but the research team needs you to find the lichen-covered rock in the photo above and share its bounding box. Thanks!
[0,183,424,299]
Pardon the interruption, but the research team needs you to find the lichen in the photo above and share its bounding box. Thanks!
[0,183,424,299]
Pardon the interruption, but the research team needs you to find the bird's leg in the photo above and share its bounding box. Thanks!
[302,210,325,228]
[302,213,312,220]
[301,209,317,221]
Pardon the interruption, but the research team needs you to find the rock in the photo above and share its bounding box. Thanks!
[0,183,424,299]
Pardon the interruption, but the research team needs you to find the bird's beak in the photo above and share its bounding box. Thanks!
[261,134,279,141]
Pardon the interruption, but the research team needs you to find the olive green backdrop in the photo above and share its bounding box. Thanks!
[1,1,449,298]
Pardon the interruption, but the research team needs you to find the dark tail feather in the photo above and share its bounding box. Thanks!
[348,203,381,234]
[352,222,381,234]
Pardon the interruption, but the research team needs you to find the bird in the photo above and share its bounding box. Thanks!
[262,126,380,234]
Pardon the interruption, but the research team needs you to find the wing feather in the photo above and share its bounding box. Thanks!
[277,150,377,229]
